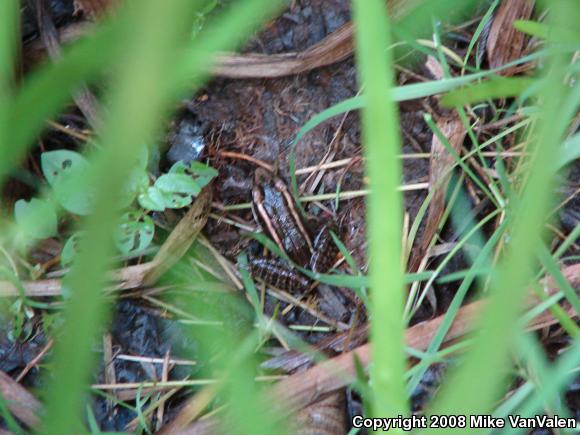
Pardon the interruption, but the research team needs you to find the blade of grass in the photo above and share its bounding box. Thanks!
[515,334,574,420]
[407,215,508,394]
[39,1,199,433]
[507,341,580,435]
[0,5,132,183]
[536,243,580,322]
[554,222,580,259]
[441,77,536,107]
[423,113,498,207]
[293,51,545,145]
[556,132,580,170]
[0,391,24,435]
[426,0,580,422]
[352,0,408,419]
[0,0,17,98]
[461,0,500,73]
[0,0,18,199]
[248,231,433,289]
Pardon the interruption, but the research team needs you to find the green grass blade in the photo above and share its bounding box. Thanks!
[515,334,573,420]
[511,341,580,433]
[461,0,500,72]
[293,51,544,144]
[0,0,17,96]
[0,0,17,92]
[407,215,508,394]
[352,0,408,418]
[0,0,18,189]
[556,133,580,170]
[39,1,200,432]
[536,243,580,320]
[513,20,550,40]
[441,77,536,107]
[0,8,132,183]
[426,0,580,422]
[554,222,580,259]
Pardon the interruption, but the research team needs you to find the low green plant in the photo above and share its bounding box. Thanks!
[14,147,217,261]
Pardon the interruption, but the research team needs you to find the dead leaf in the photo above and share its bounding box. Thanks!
[486,0,535,76]
[408,113,466,273]
[0,370,42,429]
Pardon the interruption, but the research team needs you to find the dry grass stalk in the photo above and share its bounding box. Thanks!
[486,0,535,76]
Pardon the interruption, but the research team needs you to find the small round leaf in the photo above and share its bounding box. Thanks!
[115,212,155,255]
[61,233,81,267]
[14,198,58,239]
[41,150,89,186]
[138,186,168,211]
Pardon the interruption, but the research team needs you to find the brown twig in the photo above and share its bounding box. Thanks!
[0,370,42,429]
[15,339,54,382]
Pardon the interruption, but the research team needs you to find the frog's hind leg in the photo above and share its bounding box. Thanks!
[247,256,311,293]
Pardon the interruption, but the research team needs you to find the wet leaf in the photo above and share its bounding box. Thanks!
[155,173,201,196]
[41,150,95,215]
[114,212,155,255]
[61,233,81,267]
[14,198,58,239]
[138,186,168,211]
[52,172,96,215]
[188,160,219,177]
[41,150,89,186]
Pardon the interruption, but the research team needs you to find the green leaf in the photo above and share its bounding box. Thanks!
[189,160,219,177]
[161,191,194,209]
[14,198,58,239]
[155,173,201,195]
[41,150,96,215]
[52,171,96,215]
[120,167,150,207]
[195,175,214,190]
[41,150,89,186]
[61,233,81,268]
[168,160,188,174]
[138,186,168,211]
[114,212,155,255]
